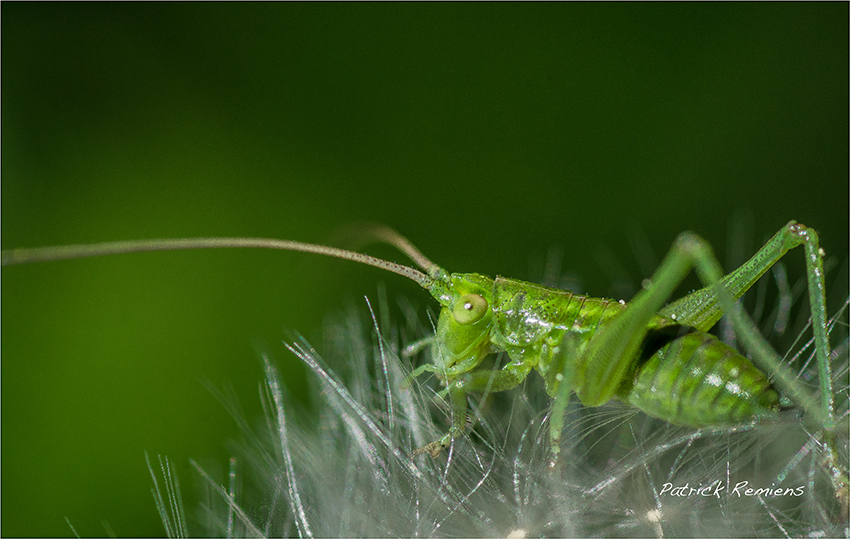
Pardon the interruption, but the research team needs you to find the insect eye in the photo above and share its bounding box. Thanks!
[452,294,488,325]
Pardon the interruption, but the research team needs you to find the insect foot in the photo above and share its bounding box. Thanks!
[410,437,450,459]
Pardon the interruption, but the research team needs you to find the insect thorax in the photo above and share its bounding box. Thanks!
[490,276,627,349]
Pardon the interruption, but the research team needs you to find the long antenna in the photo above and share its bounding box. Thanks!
[334,223,443,278]
[1,236,435,289]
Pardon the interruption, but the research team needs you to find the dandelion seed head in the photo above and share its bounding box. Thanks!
[157,263,848,537]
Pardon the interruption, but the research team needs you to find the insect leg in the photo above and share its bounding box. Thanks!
[548,331,581,462]
[411,387,468,458]
[401,335,434,358]
[670,223,832,429]
[574,222,830,430]
[412,361,532,458]
[659,221,828,342]
[669,224,845,510]
[401,362,442,389]
[574,230,711,408]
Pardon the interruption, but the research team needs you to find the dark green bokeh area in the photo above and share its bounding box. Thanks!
[2,4,847,537]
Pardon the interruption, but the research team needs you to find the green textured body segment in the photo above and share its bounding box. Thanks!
[488,276,626,398]
[621,332,780,427]
[490,277,626,347]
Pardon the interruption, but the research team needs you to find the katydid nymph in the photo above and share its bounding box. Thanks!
[2,221,846,502]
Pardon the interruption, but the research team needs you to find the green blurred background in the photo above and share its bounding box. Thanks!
[2,4,847,537]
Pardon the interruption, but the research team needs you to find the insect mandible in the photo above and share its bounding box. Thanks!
[1,221,841,470]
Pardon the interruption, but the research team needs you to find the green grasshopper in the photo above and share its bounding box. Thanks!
[1,221,842,472]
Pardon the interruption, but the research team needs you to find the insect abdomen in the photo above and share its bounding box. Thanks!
[621,332,780,427]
